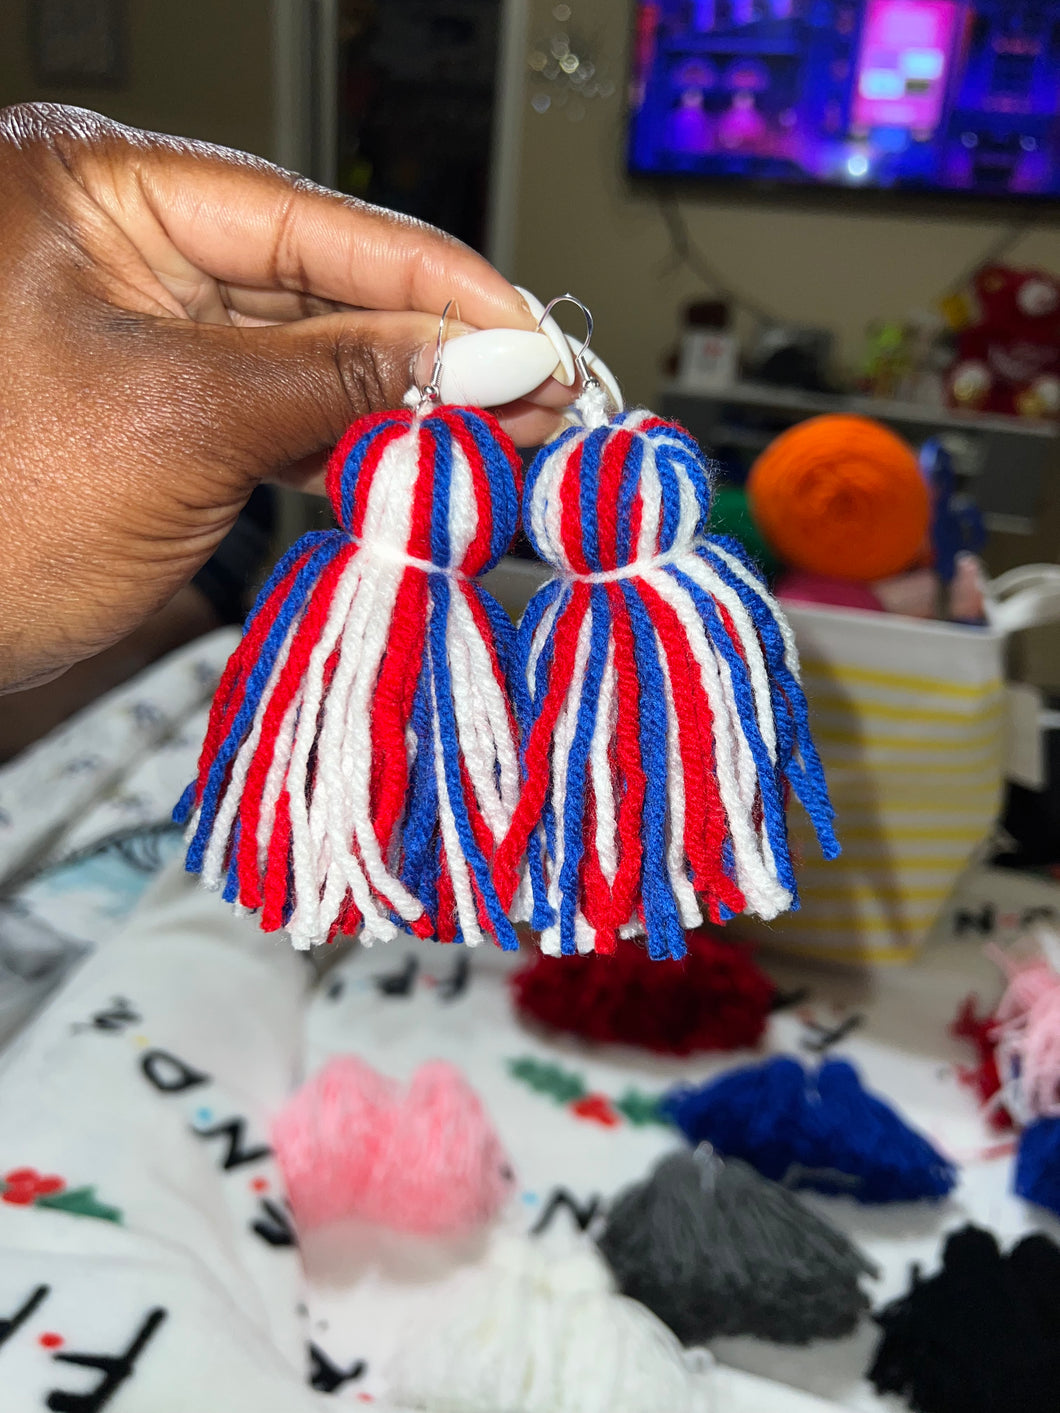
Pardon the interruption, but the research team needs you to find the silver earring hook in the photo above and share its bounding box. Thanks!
[417,299,459,409]
[536,293,598,387]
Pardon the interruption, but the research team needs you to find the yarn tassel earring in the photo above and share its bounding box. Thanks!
[175,306,524,951]
[494,299,838,959]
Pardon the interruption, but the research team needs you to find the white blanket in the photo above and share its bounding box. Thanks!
[1,633,1058,1412]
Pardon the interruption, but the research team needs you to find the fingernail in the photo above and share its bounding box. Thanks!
[433,329,563,408]
[514,287,576,386]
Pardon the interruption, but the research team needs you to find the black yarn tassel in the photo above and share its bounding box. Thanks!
[869,1224,1060,1413]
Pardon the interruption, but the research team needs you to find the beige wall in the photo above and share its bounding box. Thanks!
[0,0,274,159]
[511,0,1060,408]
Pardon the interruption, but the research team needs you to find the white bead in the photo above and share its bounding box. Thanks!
[438,329,563,407]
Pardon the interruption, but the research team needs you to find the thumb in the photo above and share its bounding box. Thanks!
[181,311,571,493]
[189,309,443,485]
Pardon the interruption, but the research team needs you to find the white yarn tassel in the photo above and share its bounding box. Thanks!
[387,1237,714,1413]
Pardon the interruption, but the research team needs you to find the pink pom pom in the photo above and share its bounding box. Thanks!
[990,944,1060,1123]
[272,1056,514,1235]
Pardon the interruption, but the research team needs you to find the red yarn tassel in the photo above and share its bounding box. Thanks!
[511,926,776,1055]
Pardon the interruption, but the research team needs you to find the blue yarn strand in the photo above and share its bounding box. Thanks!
[334,416,408,531]
[651,423,684,555]
[1015,1117,1060,1219]
[514,578,567,930]
[620,579,687,960]
[428,576,518,949]
[703,539,839,860]
[556,587,611,954]
[454,408,520,567]
[616,435,645,564]
[399,664,439,903]
[182,534,344,869]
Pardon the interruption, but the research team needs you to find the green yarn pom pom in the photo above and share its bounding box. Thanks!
[709,484,778,577]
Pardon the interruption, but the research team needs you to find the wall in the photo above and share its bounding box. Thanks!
[510,0,1060,408]
[0,0,274,159]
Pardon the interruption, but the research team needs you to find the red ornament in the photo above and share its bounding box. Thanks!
[2,1167,66,1205]
[511,926,775,1055]
[948,265,1060,420]
[570,1094,621,1127]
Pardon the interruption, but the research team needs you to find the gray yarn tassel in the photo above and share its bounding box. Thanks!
[597,1146,877,1345]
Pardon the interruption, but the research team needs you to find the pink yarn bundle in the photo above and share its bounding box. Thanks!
[272,1056,514,1234]
[990,943,1060,1123]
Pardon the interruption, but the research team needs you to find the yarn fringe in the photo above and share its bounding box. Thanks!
[950,995,1012,1131]
[987,937,1060,1125]
[176,406,523,951]
[870,1225,1060,1413]
[494,410,837,960]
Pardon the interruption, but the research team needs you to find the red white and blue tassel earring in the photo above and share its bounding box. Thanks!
[176,307,526,951]
[494,298,839,960]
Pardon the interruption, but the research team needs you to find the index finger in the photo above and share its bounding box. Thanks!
[84,118,536,331]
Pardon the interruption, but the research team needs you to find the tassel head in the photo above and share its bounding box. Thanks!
[522,413,712,574]
[326,406,519,573]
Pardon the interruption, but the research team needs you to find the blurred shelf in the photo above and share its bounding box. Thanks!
[661,381,1060,532]
[662,379,1060,439]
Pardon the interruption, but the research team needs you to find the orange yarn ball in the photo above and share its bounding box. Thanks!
[747,415,929,583]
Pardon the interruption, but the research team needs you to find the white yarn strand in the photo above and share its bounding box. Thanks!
[199,619,297,892]
[446,589,520,838]
[708,540,804,681]
[257,691,300,872]
[539,605,594,956]
[590,639,619,885]
[285,564,369,948]
[680,553,779,762]
[646,565,791,919]
[429,668,487,949]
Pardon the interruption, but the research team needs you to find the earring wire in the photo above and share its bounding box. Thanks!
[536,293,599,389]
[418,299,459,408]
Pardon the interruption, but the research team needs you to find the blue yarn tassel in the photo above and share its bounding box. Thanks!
[1015,1117,1060,1219]
[662,1056,821,1183]
[814,1058,956,1201]
[662,1054,957,1203]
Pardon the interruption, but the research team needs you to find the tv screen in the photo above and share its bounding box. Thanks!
[628,2,1060,198]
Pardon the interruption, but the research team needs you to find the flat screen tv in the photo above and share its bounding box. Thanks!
[628,2,1060,198]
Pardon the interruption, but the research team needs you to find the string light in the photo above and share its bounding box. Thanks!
[527,2,616,121]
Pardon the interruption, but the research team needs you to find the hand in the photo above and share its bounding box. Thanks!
[0,103,568,691]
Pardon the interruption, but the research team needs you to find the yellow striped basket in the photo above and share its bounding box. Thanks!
[740,604,1007,964]
[485,555,1060,966]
